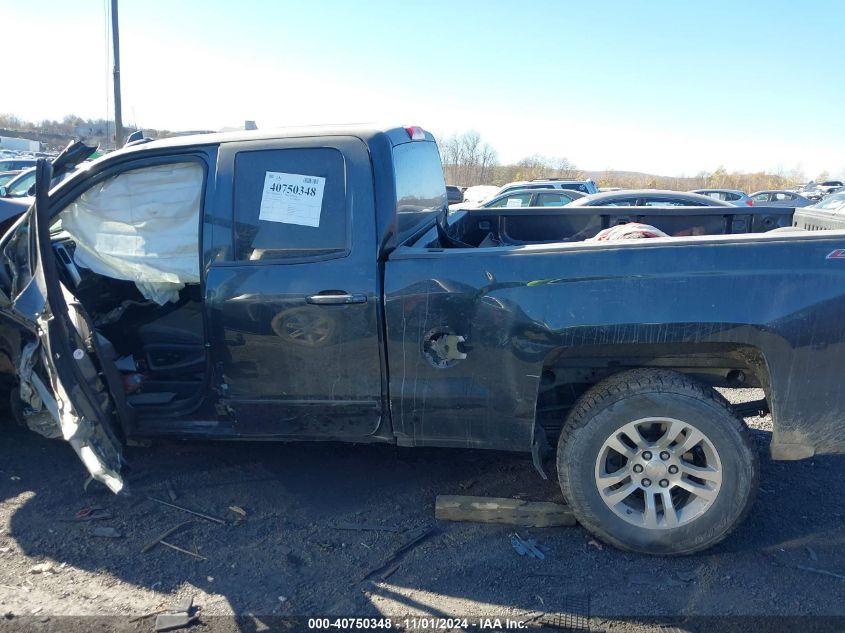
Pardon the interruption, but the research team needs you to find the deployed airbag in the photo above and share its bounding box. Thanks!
[59,162,203,304]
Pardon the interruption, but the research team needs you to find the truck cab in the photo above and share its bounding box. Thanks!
[0,125,445,494]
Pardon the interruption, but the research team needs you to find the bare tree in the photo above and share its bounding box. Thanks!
[436,128,814,192]
[437,130,499,186]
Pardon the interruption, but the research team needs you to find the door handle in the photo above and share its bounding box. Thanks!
[306,292,367,305]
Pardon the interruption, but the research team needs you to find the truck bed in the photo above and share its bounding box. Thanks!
[442,205,795,247]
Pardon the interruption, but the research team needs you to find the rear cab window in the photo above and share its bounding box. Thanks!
[392,141,447,240]
[232,148,348,261]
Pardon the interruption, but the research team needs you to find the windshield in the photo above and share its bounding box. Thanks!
[813,193,845,211]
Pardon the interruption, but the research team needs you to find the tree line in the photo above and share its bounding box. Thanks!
[438,130,827,191]
[0,113,174,150]
[1,115,832,190]
[437,130,582,187]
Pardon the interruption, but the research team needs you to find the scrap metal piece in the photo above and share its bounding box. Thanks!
[90,526,122,538]
[362,525,437,580]
[149,497,226,525]
[142,521,193,553]
[159,541,207,561]
[511,533,545,560]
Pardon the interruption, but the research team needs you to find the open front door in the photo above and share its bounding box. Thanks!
[10,161,127,493]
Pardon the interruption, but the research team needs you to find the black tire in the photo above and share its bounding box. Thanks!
[557,368,759,555]
[0,377,19,428]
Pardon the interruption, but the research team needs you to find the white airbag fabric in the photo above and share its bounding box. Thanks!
[59,162,203,304]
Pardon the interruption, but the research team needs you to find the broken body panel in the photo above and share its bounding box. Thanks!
[6,161,126,491]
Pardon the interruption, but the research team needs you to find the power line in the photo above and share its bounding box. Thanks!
[104,0,110,143]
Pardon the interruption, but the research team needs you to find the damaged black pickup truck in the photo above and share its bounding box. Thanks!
[0,125,843,555]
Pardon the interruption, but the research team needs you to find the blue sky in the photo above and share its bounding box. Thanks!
[6,0,844,177]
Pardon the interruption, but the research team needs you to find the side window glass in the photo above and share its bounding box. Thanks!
[560,184,588,193]
[643,198,686,206]
[8,172,36,197]
[491,193,532,208]
[536,193,571,206]
[233,148,347,261]
[604,198,638,206]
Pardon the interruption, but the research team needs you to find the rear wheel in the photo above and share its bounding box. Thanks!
[557,369,759,555]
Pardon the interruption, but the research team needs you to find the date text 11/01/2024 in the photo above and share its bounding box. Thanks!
[307,618,531,630]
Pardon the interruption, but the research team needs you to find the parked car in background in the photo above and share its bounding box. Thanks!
[479,188,585,209]
[446,185,464,205]
[452,184,499,208]
[0,171,22,187]
[496,178,599,197]
[690,189,753,206]
[0,141,97,231]
[567,189,733,207]
[0,158,37,172]
[798,181,844,201]
[750,190,814,208]
[807,191,845,212]
[0,167,36,199]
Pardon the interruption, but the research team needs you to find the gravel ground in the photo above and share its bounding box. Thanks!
[0,388,843,633]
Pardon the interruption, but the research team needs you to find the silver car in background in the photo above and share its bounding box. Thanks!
[750,190,814,207]
[689,189,753,206]
[478,187,585,209]
[807,191,845,212]
[567,189,733,207]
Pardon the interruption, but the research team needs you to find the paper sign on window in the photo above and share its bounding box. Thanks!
[506,198,524,208]
[259,171,326,227]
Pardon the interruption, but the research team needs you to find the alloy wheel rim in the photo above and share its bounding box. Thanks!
[594,417,723,529]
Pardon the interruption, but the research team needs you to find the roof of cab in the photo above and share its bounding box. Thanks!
[106,124,434,157]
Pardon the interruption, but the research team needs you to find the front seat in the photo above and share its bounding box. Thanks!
[137,302,205,374]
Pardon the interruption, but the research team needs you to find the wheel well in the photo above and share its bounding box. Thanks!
[535,343,771,441]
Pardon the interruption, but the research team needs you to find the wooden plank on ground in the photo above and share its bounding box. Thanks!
[435,495,576,528]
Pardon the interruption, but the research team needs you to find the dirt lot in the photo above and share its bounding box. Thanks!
[0,389,843,632]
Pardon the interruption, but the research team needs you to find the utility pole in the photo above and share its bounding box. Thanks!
[111,0,124,147]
